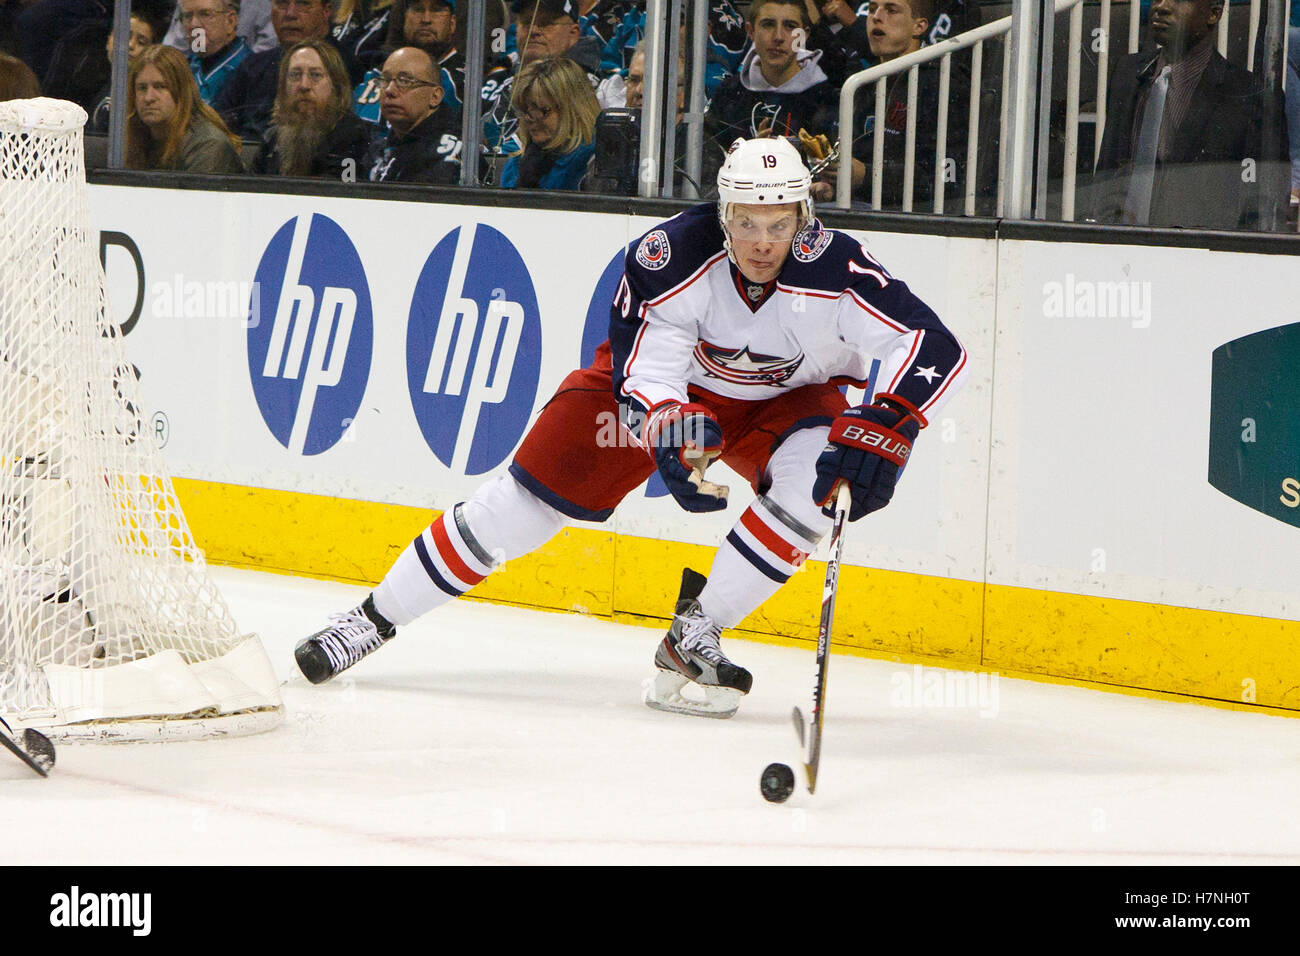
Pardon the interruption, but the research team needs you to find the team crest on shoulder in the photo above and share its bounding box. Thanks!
[792,222,833,263]
[636,230,671,270]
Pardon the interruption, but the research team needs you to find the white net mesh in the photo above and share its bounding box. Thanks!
[0,98,281,740]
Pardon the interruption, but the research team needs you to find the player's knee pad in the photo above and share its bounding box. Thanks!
[762,426,835,541]
[459,474,567,565]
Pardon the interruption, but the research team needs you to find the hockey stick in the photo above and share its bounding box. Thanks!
[0,716,55,777]
[792,482,851,795]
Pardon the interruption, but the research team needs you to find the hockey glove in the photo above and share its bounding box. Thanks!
[648,402,729,513]
[812,395,925,522]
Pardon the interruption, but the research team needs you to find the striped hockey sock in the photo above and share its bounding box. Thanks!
[698,498,819,629]
[369,475,566,627]
[372,506,494,626]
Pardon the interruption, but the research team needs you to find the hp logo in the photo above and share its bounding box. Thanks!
[407,224,541,475]
[247,215,373,455]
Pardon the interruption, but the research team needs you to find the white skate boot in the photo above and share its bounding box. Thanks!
[644,568,753,719]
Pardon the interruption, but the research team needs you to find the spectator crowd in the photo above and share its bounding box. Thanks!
[1,0,1295,231]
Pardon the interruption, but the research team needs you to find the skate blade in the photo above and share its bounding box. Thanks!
[643,670,741,719]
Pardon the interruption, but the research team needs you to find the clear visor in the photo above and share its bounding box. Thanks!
[724,212,801,243]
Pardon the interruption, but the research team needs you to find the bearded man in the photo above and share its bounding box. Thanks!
[254,39,371,177]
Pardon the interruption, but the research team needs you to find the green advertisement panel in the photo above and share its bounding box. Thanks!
[1208,323,1300,529]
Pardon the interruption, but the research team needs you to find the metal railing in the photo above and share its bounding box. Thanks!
[835,0,1086,218]
[835,0,1276,221]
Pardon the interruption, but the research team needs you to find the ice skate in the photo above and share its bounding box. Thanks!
[294,597,396,684]
[644,568,752,719]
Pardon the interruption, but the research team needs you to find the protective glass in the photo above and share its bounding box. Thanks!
[724,213,801,242]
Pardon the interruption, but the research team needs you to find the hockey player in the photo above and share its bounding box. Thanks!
[294,136,968,717]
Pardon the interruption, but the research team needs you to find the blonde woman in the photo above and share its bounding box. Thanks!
[502,55,599,191]
[126,44,244,173]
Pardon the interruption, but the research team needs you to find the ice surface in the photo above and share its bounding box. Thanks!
[5,566,1298,865]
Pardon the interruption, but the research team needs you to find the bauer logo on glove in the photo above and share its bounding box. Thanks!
[836,423,912,463]
[812,394,927,521]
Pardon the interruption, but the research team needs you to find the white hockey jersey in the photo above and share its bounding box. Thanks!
[610,204,968,431]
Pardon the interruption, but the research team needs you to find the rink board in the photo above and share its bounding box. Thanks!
[87,184,1300,710]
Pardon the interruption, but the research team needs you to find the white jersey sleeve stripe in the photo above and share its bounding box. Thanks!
[847,287,910,334]
[882,330,925,394]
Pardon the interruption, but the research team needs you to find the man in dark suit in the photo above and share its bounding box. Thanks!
[1091,0,1289,231]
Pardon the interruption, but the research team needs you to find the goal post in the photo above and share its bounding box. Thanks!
[0,98,283,742]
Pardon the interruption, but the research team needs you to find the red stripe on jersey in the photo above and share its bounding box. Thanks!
[883,331,924,394]
[431,516,485,586]
[740,507,807,567]
[776,283,838,300]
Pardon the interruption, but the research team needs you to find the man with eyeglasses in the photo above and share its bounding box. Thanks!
[482,0,604,166]
[165,0,277,54]
[181,0,250,104]
[254,38,370,176]
[214,0,360,139]
[351,0,464,126]
[364,45,461,183]
[293,137,967,721]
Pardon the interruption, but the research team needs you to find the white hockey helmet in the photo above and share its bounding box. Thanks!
[716,137,815,264]
[716,136,815,227]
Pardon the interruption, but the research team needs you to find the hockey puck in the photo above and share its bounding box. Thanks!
[760,762,795,803]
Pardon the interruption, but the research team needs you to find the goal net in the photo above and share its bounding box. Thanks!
[0,98,282,741]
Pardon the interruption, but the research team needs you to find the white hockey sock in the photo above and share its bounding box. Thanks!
[698,428,832,629]
[372,475,566,626]
[698,496,822,628]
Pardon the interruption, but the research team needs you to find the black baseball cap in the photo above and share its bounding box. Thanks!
[511,0,578,21]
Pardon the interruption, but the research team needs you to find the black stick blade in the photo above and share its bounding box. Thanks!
[0,717,54,777]
[23,729,55,773]
[0,727,50,777]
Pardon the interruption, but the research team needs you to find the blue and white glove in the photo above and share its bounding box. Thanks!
[812,394,926,521]
[644,401,729,514]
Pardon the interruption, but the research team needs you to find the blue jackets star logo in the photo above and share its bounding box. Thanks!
[695,342,804,386]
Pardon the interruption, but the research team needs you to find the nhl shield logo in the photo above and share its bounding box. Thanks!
[635,230,671,271]
[792,223,832,263]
